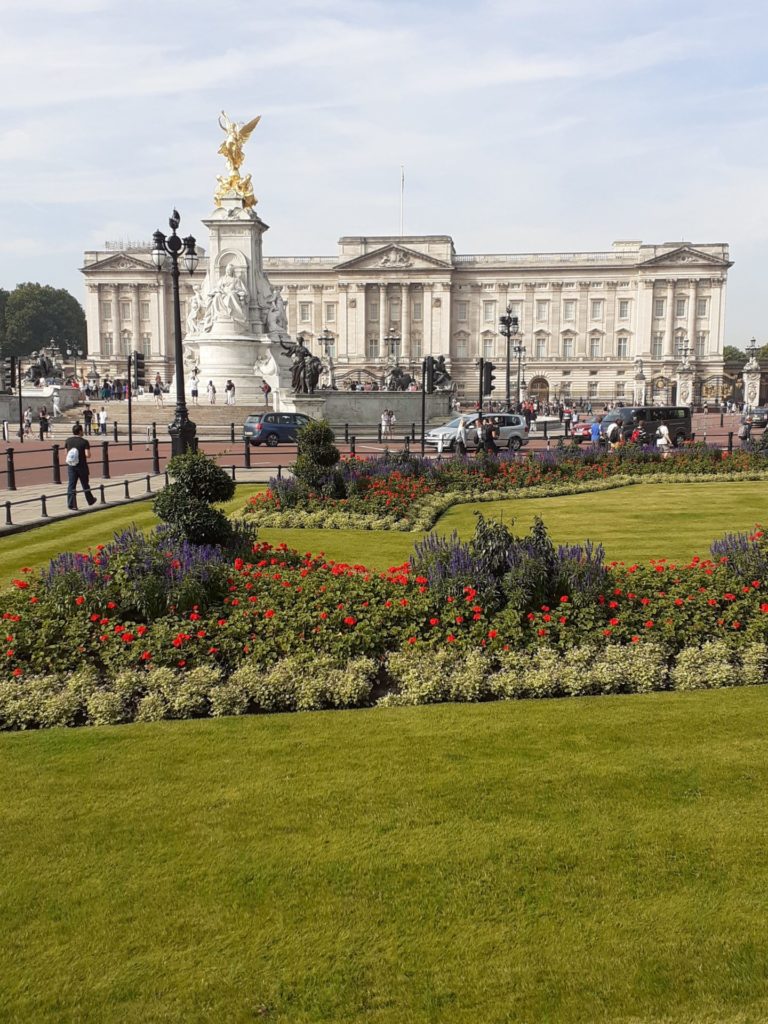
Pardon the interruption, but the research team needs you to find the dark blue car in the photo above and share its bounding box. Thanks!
[243,412,313,446]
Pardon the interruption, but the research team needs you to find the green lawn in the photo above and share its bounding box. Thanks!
[1,480,766,580]
[2,688,768,1023]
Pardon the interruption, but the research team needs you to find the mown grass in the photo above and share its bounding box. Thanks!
[2,688,768,1023]
[1,480,766,581]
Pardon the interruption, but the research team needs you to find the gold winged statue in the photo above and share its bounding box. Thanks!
[214,111,261,210]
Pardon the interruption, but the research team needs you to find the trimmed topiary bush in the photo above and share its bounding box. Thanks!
[291,419,346,497]
[153,451,236,545]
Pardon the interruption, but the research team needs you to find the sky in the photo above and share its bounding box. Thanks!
[1,0,767,346]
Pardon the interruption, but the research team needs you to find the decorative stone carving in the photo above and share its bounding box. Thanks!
[378,250,413,268]
[209,265,250,333]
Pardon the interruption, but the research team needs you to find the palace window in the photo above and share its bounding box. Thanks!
[102,332,113,356]
[563,300,575,321]
[325,303,336,323]
[299,302,311,322]
[651,333,663,359]
[589,335,601,358]
[389,301,400,322]
[141,333,151,356]
[654,298,665,318]
[536,300,549,322]
[483,336,494,358]
[120,301,131,321]
[366,336,379,357]
[562,337,574,359]
[507,301,522,322]
[411,334,422,358]
[696,332,707,357]
[456,301,469,321]
[535,336,547,358]
[140,301,150,321]
[483,300,495,323]
[369,302,379,321]
[675,298,687,318]
[455,335,469,358]
[614,381,626,398]
[588,381,599,398]
[412,301,423,321]
[618,299,630,319]
[101,301,112,321]
[616,336,629,358]
[560,381,571,397]
[120,331,131,355]
[697,298,708,317]
[590,299,604,321]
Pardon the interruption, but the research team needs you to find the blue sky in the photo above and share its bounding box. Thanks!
[1,0,766,345]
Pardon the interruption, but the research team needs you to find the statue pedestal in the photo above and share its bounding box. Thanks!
[743,365,761,411]
[676,367,694,408]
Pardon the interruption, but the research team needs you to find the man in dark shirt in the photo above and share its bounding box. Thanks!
[483,418,499,455]
[64,423,97,510]
[82,405,94,436]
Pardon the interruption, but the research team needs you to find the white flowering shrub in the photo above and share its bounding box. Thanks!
[590,643,670,694]
[739,643,768,687]
[382,648,493,706]
[670,641,737,691]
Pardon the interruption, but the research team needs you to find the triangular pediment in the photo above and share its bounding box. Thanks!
[81,252,155,275]
[336,244,452,271]
[640,245,730,268]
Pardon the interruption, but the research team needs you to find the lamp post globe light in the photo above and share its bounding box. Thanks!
[66,345,83,380]
[151,209,199,456]
[318,327,336,389]
[499,303,520,409]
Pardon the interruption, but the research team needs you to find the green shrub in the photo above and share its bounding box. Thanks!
[382,648,493,706]
[670,641,736,691]
[86,689,129,727]
[153,485,234,546]
[291,419,345,496]
[165,451,235,504]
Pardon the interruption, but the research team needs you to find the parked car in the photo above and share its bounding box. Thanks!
[570,417,603,444]
[600,405,692,446]
[424,412,529,451]
[243,412,314,446]
[743,407,768,429]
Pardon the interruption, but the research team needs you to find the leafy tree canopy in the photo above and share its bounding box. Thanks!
[3,283,86,358]
[723,345,748,367]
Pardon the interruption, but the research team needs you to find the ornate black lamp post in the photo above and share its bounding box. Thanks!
[676,337,692,367]
[318,327,336,389]
[513,340,526,408]
[66,345,83,380]
[385,326,401,366]
[151,209,198,456]
[499,303,520,408]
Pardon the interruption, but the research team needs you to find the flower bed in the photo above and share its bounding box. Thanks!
[1,520,767,729]
[243,445,768,530]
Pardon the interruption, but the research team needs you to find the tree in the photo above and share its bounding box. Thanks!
[723,345,748,368]
[3,283,86,358]
[0,288,9,350]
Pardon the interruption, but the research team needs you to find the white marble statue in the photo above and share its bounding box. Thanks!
[209,265,250,330]
[266,286,288,339]
[186,284,213,336]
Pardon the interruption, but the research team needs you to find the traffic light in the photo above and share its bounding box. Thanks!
[133,351,146,389]
[424,355,436,394]
[0,355,16,393]
[482,361,496,395]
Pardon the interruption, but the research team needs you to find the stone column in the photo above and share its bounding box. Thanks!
[576,282,589,356]
[423,283,433,354]
[401,283,410,364]
[664,280,675,357]
[743,357,761,412]
[687,279,697,355]
[131,285,141,357]
[378,282,387,356]
[357,284,367,362]
[313,284,324,341]
[338,284,349,361]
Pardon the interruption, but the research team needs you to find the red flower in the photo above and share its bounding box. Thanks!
[446,634,456,643]
[537,628,547,637]
[429,617,440,626]
[644,620,654,629]
[264,609,275,618]
[344,616,357,627]
[140,651,152,661]
[107,601,117,610]
[12,668,22,677]
[609,618,619,626]
[11,579,29,589]
[487,630,498,639]
[560,595,569,604]
[407,637,417,644]
[631,635,640,643]
[75,596,85,606]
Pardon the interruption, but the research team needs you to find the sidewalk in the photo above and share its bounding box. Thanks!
[0,466,275,535]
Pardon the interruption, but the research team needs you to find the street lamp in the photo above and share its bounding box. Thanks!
[66,345,83,380]
[318,327,336,389]
[513,339,526,408]
[499,303,520,409]
[385,326,401,366]
[151,209,198,456]
[746,337,759,366]
[676,337,692,368]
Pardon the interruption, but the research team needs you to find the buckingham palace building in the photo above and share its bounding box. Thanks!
[81,233,732,406]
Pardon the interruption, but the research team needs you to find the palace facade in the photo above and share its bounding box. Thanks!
[81,234,732,405]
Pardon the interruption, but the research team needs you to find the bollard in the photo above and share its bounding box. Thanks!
[728,431,733,453]
[344,423,349,443]
[113,420,118,442]
[277,464,282,480]
[411,422,416,442]
[101,441,110,479]
[4,501,11,526]
[720,412,724,429]
[230,423,235,443]
[543,420,548,440]
[151,421,157,440]
[691,432,696,443]
[244,439,251,469]
[145,474,152,493]
[152,438,160,475]
[403,435,410,454]
[100,483,106,505]
[377,423,382,443]
[124,480,130,499]
[40,495,48,518]
[52,444,61,485]
[350,435,356,456]
[164,471,169,486]
[5,448,16,491]
[231,465,236,481]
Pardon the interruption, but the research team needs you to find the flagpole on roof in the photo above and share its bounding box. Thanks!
[399,165,404,236]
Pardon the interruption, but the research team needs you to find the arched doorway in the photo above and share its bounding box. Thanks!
[528,376,549,403]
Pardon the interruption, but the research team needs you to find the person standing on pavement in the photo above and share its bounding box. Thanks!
[225,379,236,405]
[64,423,97,510]
[190,371,200,406]
[82,405,94,436]
[98,406,108,435]
[23,407,32,437]
[38,406,50,441]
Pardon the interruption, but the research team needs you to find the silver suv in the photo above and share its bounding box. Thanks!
[425,412,529,452]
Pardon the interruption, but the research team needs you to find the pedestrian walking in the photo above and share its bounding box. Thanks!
[153,375,164,407]
[64,423,97,510]
[52,389,62,419]
[23,407,32,438]
[456,416,468,454]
